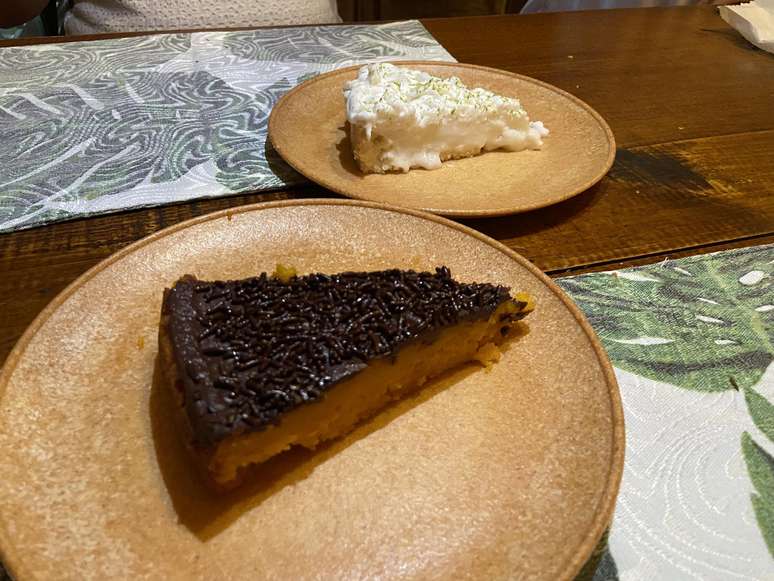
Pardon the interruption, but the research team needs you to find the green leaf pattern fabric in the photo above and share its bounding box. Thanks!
[742,433,774,556]
[559,244,774,579]
[559,248,772,392]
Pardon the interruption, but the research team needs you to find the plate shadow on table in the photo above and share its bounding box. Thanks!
[150,323,530,542]
[461,181,603,243]
[611,147,772,232]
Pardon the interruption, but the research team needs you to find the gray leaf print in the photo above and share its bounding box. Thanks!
[0,21,454,233]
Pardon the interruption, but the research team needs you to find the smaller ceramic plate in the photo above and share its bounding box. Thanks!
[269,62,615,217]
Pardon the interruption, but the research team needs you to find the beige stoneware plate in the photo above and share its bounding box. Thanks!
[0,200,623,580]
[269,62,615,217]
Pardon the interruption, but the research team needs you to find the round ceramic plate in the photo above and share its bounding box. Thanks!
[269,62,615,217]
[0,200,623,580]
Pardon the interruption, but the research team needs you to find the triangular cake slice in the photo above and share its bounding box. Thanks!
[158,266,533,490]
[343,62,549,174]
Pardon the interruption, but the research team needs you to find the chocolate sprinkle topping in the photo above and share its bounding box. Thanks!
[163,267,522,446]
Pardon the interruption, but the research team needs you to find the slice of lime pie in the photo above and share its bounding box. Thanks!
[343,62,549,174]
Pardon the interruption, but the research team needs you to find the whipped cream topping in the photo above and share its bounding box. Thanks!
[343,63,548,172]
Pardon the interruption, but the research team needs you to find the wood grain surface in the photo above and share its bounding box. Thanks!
[1,6,773,366]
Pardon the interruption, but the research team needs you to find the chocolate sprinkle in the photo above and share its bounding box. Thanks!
[162,267,525,446]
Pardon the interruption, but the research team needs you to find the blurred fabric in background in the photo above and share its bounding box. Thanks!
[1,0,737,37]
[339,0,731,19]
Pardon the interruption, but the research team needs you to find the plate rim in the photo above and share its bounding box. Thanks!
[0,198,624,581]
[268,61,617,217]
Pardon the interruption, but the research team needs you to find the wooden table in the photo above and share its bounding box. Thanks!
[1,6,773,366]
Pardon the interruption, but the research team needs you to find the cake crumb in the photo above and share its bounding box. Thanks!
[474,342,502,369]
[273,263,298,283]
[137,336,145,350]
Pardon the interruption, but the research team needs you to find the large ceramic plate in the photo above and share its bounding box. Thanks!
[0,200,623,580]
[269,62,615,217]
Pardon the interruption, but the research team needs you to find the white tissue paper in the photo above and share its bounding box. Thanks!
[719,0,774,53]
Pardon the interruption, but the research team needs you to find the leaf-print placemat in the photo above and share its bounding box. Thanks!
[0,21,454,233]
[559,243,774,580]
